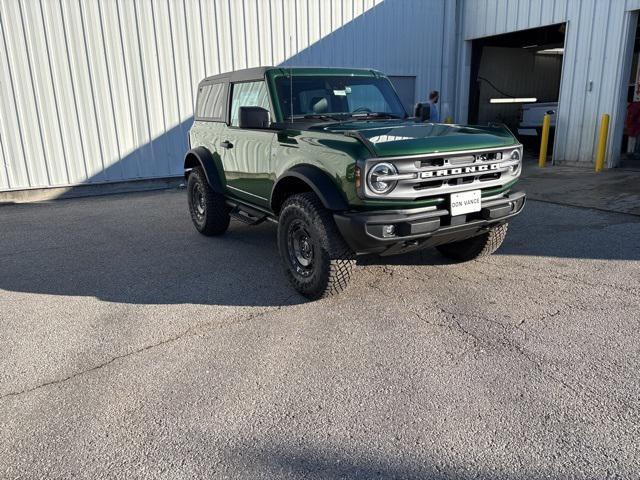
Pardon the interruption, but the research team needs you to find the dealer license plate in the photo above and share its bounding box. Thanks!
[450,190,481,216]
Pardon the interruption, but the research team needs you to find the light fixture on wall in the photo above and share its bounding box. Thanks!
[536,48,564,55]
[490,97,537,104]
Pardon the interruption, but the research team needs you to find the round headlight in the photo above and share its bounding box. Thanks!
[510,149,521,161]
[368,162,397,194]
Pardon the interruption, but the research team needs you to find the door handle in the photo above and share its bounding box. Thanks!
[220,140,233,149]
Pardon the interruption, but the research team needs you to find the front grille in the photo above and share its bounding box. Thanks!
[413,172,502,191]
[414,179,445,190]
[362,146,522,200]
[478,172,501,181]
[419,157,446,168]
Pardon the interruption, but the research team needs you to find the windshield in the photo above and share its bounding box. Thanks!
[275,75,407,121]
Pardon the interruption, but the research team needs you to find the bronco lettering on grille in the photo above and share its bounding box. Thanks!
[420,163,499,179]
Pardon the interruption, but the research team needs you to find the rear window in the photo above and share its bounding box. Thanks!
[196,82,227,121]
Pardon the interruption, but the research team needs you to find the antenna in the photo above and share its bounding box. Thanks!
[289,35,294,123]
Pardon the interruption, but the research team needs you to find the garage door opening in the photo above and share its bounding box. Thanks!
[620,14,640,168]
[468,24,566,155]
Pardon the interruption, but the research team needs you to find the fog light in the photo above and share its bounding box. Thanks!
[382,224,396,237]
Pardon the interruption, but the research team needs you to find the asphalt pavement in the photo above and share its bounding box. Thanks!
[1,189,639,479]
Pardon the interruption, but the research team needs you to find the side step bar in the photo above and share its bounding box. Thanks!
[226,199,276,226]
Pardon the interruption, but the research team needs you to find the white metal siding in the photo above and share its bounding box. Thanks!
[281,0,456,117]
[459,0,640,166]
[463,0,568,38]
[0,0,456,193]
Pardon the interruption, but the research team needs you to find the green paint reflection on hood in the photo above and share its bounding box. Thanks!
[318,120,518,157]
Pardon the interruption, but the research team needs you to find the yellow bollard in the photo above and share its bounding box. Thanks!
[595,114,610,172]
[538,114,551,167]
[444,116,453,124]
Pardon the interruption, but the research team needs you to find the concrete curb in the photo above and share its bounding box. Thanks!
[0,177,184,205]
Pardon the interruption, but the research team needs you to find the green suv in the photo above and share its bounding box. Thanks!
[185,67,525,299]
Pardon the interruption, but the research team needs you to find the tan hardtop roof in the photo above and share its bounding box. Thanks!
[199,66,382,86]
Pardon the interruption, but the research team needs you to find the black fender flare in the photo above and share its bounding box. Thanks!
[271,164,349,213]
[183,147,225,193]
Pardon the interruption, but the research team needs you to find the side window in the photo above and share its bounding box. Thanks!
[196,82,227,121]
[230,81,271,127]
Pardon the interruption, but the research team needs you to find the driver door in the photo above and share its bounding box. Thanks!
[220,80,275,208]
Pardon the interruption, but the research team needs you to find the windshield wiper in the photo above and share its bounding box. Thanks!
[350,112,402,119]
[283,114,345,122]
[302,113,348,121]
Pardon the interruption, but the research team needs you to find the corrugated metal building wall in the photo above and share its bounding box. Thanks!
[457,0,640,167]
[0,0,456,194]
[5,0,636,195]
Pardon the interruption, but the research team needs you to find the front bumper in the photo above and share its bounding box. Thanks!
[334,191,526,255]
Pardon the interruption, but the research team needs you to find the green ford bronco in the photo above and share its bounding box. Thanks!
[185,67,525,299]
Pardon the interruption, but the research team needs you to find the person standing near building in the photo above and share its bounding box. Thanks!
[625,100,640,160]
[413,90,441,123]
[426,90,440,123]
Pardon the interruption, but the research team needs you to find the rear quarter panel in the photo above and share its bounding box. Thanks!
[188,120,227,185]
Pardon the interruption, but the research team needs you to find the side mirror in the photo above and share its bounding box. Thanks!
[239,106,270,129]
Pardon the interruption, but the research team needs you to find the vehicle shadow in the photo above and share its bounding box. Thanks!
[364,199,640,265]
[226,444,552,480]
[0,190,305,307]
[1,192,638,307]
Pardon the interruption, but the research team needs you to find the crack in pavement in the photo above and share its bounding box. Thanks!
[364,265,395,294]
[476,258,640,299]
[0,295,299,402]
[412,305,640,433]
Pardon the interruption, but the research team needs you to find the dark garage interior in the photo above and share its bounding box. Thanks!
[468,24,566,152]
[621,15,640,167]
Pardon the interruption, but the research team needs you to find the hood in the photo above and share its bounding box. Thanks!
[317,120,518,157]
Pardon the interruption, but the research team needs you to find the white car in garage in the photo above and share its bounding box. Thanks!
[517,102,557,137]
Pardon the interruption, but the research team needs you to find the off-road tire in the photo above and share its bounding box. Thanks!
[436,223,508,262]
[278,192,355,299]
[187,167,230,236]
